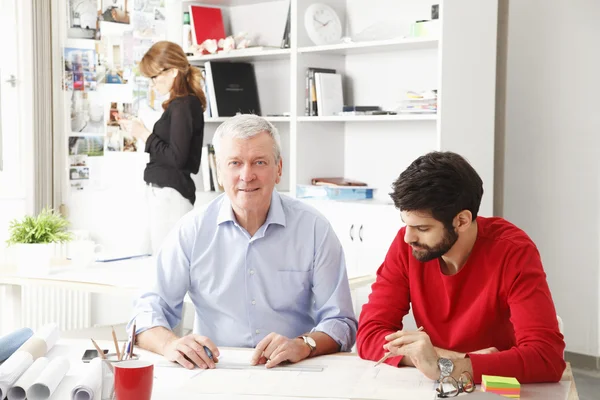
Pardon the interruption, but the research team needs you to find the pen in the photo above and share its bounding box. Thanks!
[203,346,213,360]
[374,326,424,367]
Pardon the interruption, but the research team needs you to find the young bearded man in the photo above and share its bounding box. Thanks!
[357,151,565,384]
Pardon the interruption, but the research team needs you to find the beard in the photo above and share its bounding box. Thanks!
[410,227,458,262]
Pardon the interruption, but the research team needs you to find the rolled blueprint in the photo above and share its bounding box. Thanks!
[7,357,49,400]
[0,352,34,400]
[71,357,103,400]
[26,356,70,400]
[32,323,60,352]
[0,328,33,362]
[0,323,60,399]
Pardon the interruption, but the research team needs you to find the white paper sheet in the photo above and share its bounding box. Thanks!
[7,357,49,400]
[71,357,103,400]
[179,349,437,400]
[27,356,70,400]
[0,352,34,399]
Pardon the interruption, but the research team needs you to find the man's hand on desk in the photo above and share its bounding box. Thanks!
[250,333,311,368]
[384,329,439,380]
[163,334,220,370]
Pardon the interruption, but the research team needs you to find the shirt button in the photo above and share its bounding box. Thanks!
[249,269,255,275]
[251,300,256,305]
[255,329,260,334]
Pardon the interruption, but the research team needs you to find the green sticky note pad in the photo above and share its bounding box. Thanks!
[482,375,521,388]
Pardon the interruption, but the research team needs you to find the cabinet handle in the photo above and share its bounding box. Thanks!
[349,224,354,241]
[359,224,363,242]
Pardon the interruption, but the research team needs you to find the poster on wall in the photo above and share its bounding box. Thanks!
[70,91,105,134]
[96,34,134,84]
[131,8,166,38]
[68,135,105,157]
[64,48,97,91]
[106,102,137,152]
[133,0,163,12]
[68,0,100,39]
[100,0,130,24]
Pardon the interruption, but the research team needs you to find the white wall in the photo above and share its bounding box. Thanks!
[503,0,600,356]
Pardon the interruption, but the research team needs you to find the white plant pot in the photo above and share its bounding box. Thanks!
[16,243,56,275]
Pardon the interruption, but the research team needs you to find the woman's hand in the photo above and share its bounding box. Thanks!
[119,117,151,142]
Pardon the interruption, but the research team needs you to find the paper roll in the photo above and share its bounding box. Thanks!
[7,357,50,400]
[0,328,34,362]
[33,323,60,351]
[71,357,103,400]
[0,352,34,400]
[17,337,47,360]
[27,356,70,400]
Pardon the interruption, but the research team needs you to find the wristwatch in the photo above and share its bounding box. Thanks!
[299,335,316,354]
[438,358,454,381]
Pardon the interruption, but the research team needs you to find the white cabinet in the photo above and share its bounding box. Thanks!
[305,200,402,279]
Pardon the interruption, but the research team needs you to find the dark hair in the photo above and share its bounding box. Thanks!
[389,151,483,229]
[139,41,207,111]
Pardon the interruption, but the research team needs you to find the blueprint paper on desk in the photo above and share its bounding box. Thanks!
[179,348,437,400]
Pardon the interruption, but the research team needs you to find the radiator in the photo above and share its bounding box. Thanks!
[21,286,91,332]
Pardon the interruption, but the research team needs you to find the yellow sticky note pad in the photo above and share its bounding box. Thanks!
[482,375,521,388]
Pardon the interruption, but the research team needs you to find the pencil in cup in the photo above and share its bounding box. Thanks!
[374,326,424,367]
[90,338,107,360]
[111,326,120,360]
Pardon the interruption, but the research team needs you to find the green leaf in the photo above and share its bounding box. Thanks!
[6,207,73,246]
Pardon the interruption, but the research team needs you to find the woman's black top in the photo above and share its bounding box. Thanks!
[144,95,204,205]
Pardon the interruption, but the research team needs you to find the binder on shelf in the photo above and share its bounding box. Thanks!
[305,67,336,116]
[207,144,223,192]
[280,2,291,48]
[200,67,212,119]
[189,5,226,47]
[315,73,343,117]
[204,61,261,117]
[200,145,212,191]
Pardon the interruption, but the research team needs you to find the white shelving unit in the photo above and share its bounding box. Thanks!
[184,0,498,279]
[297,37,438,55]
[297,114,437,122]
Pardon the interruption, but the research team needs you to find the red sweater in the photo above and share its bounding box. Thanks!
[357,217,565,383]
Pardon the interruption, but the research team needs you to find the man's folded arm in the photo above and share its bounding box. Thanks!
[468,245,565,383]
[357,232,411,366]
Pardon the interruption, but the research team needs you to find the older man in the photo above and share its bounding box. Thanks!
[129,114,357,369]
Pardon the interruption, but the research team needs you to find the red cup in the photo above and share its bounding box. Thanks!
[114,359,154,400]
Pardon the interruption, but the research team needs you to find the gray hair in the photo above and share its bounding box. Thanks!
[212,114,281,162]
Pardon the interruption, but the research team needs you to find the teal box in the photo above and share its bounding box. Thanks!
[323,186,373,200]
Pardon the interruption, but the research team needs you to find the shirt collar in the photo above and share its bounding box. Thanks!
[217,190,287,228]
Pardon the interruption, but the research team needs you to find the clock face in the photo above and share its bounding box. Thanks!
[304,4,343,46]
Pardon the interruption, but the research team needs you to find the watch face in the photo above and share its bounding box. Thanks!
[439,358,454,375]
[305,336,316,348]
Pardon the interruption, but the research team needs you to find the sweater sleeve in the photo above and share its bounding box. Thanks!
[357,230,411,367]
[468,244,566,383]
[145,98,194,169]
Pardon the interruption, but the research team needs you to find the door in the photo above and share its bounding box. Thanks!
[0,0,30,333]
[0,0,22,197]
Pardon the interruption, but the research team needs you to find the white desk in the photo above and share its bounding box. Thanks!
[42,339,578,400]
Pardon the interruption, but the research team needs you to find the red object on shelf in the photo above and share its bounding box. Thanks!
[189,5,226,48]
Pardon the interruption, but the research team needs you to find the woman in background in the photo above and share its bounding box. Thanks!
[122,41,205,254]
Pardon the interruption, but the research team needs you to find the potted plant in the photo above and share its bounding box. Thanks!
[6,208,73,274]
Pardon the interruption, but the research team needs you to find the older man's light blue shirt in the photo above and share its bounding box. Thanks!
[131,191,357,351]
